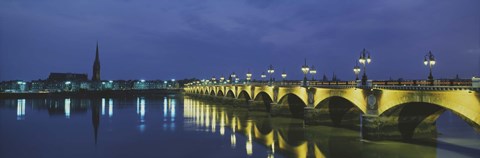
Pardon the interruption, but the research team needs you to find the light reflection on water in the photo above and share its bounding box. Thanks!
[65,98,70,118]
[1,96,479,158]
[16,99,25,120]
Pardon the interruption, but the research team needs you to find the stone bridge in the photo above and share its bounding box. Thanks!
[185,84,480,140]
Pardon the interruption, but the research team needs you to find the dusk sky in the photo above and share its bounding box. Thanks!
[1,0,479,81]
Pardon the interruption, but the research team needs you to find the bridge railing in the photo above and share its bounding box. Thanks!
[187,79,477,91]
[372,85,478,91]
[216,81,303,86]
[371,80,472,86]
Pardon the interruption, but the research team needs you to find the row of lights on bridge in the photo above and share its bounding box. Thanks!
[188,49,437,86]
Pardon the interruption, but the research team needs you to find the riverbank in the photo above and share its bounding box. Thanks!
[0,89,183,99]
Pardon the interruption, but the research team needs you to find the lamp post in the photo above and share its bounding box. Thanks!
[230,72,236,84]
[211,76,216,85]
[281,70,287,85]
[424,51,436,86]
[358,48,371,86]
[301,59,310,87]
[267,64,274,85]
[261,72,267,84]
[353,62,361,80]
[309,65,317,81]
[220,75,225,84]
[246,70,252,84]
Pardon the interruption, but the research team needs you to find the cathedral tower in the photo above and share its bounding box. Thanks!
[92,42,101,81]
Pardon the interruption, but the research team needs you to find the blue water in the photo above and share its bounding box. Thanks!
[0,95,479,158]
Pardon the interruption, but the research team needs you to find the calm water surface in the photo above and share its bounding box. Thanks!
[0,95,479,158]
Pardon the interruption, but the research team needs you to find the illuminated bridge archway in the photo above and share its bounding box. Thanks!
[253,92,274,112]
[314,96,363,127]
[238,90,251,105]
[277,93,308,118]
[185,84,480,140]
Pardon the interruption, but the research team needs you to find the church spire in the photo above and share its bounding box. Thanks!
[95,41,99,61]
[92,41,101,81]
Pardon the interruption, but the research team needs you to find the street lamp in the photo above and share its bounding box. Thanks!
[424,51,436,86]
[220,75,225,84]
[358,48,371,86]
[261,72,267,83]
[211,76,216,85]
[246,70,252,84]
[309,65,317,81]
[230,72,236,84]
[281,70,287,85]
[267,64,274,85]
[301,59,310,87]
[353,62,361,80]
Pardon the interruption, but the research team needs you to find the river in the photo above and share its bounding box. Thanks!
[0,95,479,158]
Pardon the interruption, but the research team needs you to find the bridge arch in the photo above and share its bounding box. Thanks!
[237,90,251,104]
[254,92,274,112]
[312,88,367,114]
[237,86,252,100]
[315,96,363,127]
[217,90,224,97]
[226,90,235,98]
[378,90,480,132]
[380,102,443,139]
[210,89,215,96]
[380,101,480,139]
[278,93,308,118]
[277,87,309,107]
[253,86,274,103]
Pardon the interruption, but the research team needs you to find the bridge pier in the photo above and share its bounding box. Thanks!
[247,100,267,111]
[228,99,244,107]
[303,107,334,125]
[361,114,382,140]
[271,103,293,117]
[304,107,362,129]
[361,114,440,140]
